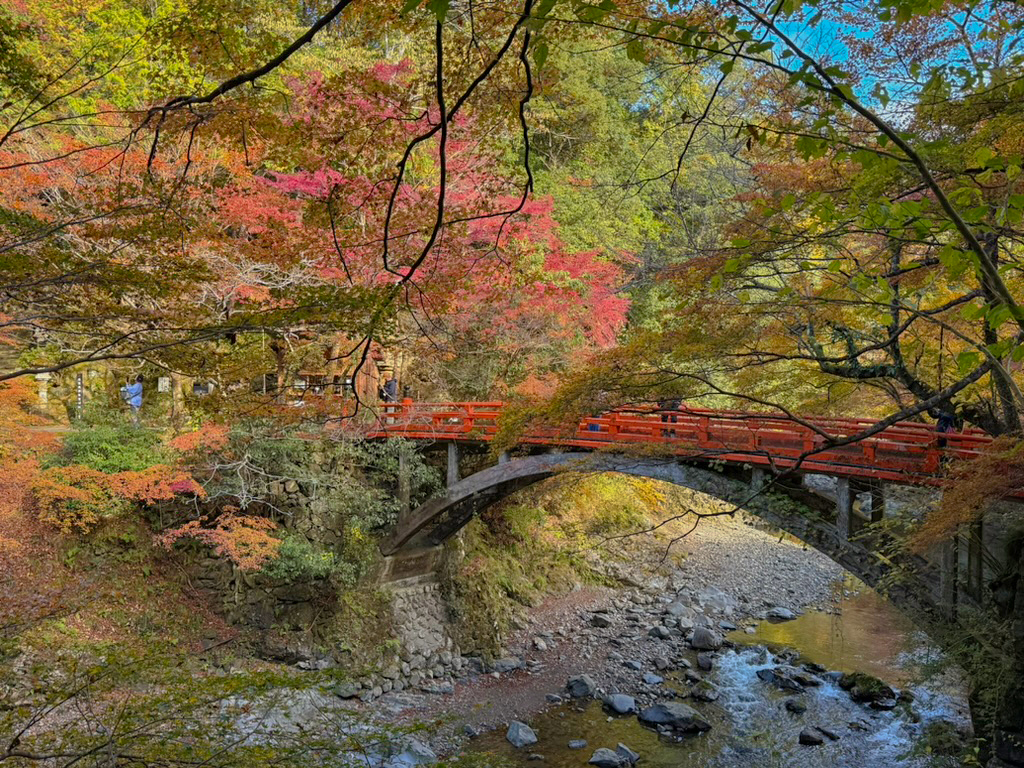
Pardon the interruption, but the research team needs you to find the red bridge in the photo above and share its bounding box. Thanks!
[373,400,990,486]
[369,401,1002,620]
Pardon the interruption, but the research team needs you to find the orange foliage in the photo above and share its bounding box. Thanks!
[0,381,59,551]
[168,422,230,456]
[157,512,280,571]
[913,439,1024,551]
[31,465,118,533]
[106,464,205,504]
[30,463,204,534]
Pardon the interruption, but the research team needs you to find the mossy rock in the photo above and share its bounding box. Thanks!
[838,672,896,704]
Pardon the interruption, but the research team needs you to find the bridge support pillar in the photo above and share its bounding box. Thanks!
[447,442,460,488]
[750,467,766,492]
[857,479,885,523]
[836,477,852,541]
[397,443,411,519]
[498,451,509,465]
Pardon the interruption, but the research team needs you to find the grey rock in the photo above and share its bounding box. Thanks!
[492,658,523,674]
[816,726,840,740]
[757,666,805,692]
[696,653,714,671]
[766,606,799,621]
[506,721,538,748]
[568,739,588,750]
[664,602,694,619]
[591,614,613,628]
[691,682,720,702]
[616,743,640,765]
[332,682,360,699]
[654,656,671,671]
[589,748,626,768]
[566,674,598,699]
[527,755,545,762]
[623,660,644,671]
[642,672,664,685]
[384,737,437,768]
[798,728,824,746]
[689,626,723,651]
[604,693,638,715]
[638,702,711,733]
[420,681,454,695]
[648,625,672,640]
[785,699,808,714]
[545,693,564,704]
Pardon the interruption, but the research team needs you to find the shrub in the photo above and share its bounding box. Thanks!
[31,465,127,533]
[158,513,280,571]
[34,463,204,536]
[53,421,168,473]
[261,535,335,582]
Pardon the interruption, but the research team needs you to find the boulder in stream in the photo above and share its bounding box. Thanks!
[756,666,806,692]
[785,699,807,714]
[638,701,711,733]
[798,728,824,746]
[838,672,897,707]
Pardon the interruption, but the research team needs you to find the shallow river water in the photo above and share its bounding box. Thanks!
[471,580,970,768]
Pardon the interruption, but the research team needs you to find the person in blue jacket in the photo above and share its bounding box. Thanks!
[122,374,144,426]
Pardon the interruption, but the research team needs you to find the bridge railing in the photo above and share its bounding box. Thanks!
[373,400,993,484]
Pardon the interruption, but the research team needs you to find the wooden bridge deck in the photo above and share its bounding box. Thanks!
[370,401,996,486]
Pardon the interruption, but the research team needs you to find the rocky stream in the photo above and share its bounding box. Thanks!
[222,514,972,768]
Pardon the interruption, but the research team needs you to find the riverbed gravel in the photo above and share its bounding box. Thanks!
[370,512,846,753]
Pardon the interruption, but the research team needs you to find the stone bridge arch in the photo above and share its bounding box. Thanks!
[381,452,944,619]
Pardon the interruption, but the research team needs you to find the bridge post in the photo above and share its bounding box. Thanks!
[397,443,411,519]
[750,467,766,492]
[868,481,885,522]
[447,441,460,488]
[836,477,852,541]
[498,451,509,465]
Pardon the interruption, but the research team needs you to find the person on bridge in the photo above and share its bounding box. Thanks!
[936,409,958,450]
[659,397,682,437]
[381,374,398,403]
